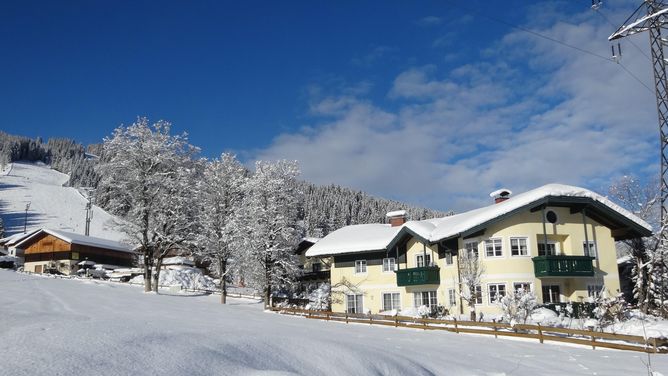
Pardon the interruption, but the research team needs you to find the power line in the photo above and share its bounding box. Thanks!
[444,0,654,93]
[593,6,651,61]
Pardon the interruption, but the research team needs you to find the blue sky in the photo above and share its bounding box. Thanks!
[0,0,658,212]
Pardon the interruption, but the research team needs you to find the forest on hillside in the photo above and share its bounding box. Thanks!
[0,131,450,239]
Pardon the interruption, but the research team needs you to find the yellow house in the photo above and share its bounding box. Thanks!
[305,184,652,317]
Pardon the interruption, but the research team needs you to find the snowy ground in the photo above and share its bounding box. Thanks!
[1,270,667,376]
[0,162,126,240]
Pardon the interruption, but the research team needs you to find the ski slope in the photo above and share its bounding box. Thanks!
[0,162,126,241]
[1,270,666,376]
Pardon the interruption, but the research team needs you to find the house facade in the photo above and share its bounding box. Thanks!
[305,184,652,317]
[16,229,134,275]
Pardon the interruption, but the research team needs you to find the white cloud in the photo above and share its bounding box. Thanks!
[417,16,442,27]
[254,4,658,213]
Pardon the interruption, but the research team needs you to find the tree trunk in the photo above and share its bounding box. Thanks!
[264,255,271,308]
[220,258,227,304]
[469,303,476,321]
[144,252,152,293]
[152,257,163,294]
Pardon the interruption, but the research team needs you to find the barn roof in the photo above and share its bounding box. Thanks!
[14,228,134,253]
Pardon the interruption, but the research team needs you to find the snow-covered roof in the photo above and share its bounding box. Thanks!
[162,256,195,266]
[305,183,653,257]
[489,188,512,198]
[301,237,321,244]
[0,230,39,247]
[386,210,407,218]
[306,224,401,257]
[14,228,134,253]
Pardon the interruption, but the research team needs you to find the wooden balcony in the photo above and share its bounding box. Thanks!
[532,255,595,277]
[396,266,440,286]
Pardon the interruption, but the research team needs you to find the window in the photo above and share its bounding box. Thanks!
[510,237,528,256]
[444,252,453,265]
[312,262,322,272]
[355,260,367,274]
[413,291,438,310]
[474,285,483,305]
[583,241,597,258]
[488,283,506,304]
[448,288,457,306]
[382,292,401,311]
[416,253,432,267]
[546,210,558,224]
[537,241,557,256]
[513,282,531,293]
[71,252,79,260]
[485,238,503,257]
[346,294,364,313]
[382,257,396,272]
[588,285,603,298]
[464,241,479,258]
[542,285,560,303]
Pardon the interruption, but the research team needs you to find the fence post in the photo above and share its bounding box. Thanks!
[423,318,427,330]
[369,315,373,325]
[492,319,498,339]
[589,328,596,350]
[653,338,658,353]
[345,312,349,324]
[537,323,543,344]
[326,311,330,321]
[454,318,459,334]
[395,316,398,328]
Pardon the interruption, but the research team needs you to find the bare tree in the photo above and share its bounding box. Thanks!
[457,249,485,321]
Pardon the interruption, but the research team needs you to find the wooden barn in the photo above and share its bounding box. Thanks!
[16,229,135,275]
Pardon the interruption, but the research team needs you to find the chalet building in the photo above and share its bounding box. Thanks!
[305,184,652,317]
[295,237,330,289]
[0,230,39,266]
[15,229,134,275]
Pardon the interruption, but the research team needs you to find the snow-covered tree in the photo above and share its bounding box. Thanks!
[197,153,247,304]
[235,160,302,307]
[609,175,663,314]
[96,118,199,292]
[458,249,485,321]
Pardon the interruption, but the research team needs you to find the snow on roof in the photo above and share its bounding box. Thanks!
[306,224,401,257]
[162,256,195,266]
[305,183,653,257]
[489,188,512,198]
[301,237,321,244]
[617,255,633,265]
[0,230,39,247]
[386,210,407,218]
[15,228,134,253]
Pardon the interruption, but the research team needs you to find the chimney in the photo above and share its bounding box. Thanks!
[489,189,512,204]
[386,210,407,227]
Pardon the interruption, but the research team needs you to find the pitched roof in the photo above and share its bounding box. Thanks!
[306,183,652,257]
[14,228,134,253]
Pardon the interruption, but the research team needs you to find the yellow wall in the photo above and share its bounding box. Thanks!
[329,205,621,317]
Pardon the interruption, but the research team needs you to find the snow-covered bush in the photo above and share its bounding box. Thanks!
[417,305,431,318]
[593,289,626,327]
[499,288,537,324]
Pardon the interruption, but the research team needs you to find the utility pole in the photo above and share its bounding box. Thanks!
[85,196,92,236]
[609,0,668,314]
[23,202,30,233]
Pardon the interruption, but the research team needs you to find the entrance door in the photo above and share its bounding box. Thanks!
[35,265,42,274]
[542,285,560,303]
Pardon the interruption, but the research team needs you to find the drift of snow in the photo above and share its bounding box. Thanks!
[0,162,127,240]
[129,267,216,291]
[2,270,667,376]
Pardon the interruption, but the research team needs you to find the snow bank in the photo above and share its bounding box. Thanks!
[130,267,216,291]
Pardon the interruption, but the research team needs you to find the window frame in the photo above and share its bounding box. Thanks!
[346,293,364,314]
[464,240,479,258]
[587,284,604,298]
[583,241,597,258]
[413,290,438,310]
[487,283,507,305]
[382,292,401,311]
[484,238,503,258]
[509,237,529,257]
[448,288,457,307]
[415,253,432,268]
[382,257,396,273]
[354,260,367,274]
[474,285,483,305]
[541,284,561,304]
[513,282,532,293]
[537,241,559,256]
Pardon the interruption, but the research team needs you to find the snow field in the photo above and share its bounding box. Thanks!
[2,270,668,376]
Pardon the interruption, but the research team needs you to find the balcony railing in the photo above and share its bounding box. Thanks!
[532,255,595,277]
[395,266,440,286]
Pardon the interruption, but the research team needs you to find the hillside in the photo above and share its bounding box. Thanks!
[0,162,126,241]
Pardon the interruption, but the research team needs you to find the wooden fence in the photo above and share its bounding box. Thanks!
[269,307,668,354]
